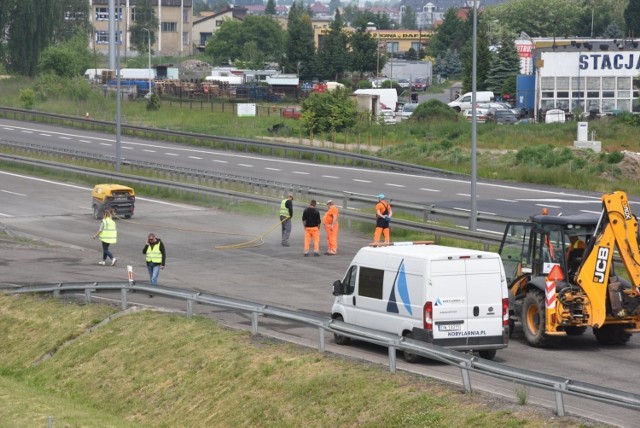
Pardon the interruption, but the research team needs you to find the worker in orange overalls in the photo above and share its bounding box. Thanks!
[373,194,392,244]
[323,200,339,255]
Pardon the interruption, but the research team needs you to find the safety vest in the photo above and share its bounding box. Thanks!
[146,242,162,264]
[279,199,290,217]
[99,217,117,243]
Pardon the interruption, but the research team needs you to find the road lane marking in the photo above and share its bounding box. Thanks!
[353,179,371,183]
[39,133,51,137]
[238,163,253,167]
[143,149,155,153]
[1,189,27,196]
[59,136,71,140]
[188,156,203,160]
[535,203,560,209]
[265,167,281,171]
[497,198,517,203]
[99,143,111,146]
[21,130,33,134]
[456,193,471,197]
[322,175,339,179]
[419,188,440,192]
[385,183,405,188]
[0,212,13,217]
[292,171,309,174]
[165,153,178,156]
[212,159,228,163]
[123,146,134,150]
[580,210,600,214]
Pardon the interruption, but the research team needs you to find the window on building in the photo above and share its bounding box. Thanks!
[556,77,569,90]
[183,9,189,23]
[183,32,189,46]
[633,98,640,113]
[411,42,422,51]
[617,77,631,90]
[541,99,555,110]
[557,91,569,98]
[216,20,224,27]
[617,99,630,112]
[618,91,631,98]
[200,33,211,46]
[601,99,615,113]
[602,91,614,98]
[386,42,399,53]
[541,77,554,90]
[571,99,585,112]
[586,77,600,90]
[587,99,600,112]
[96,7,121,21]
[162,22,177,32]
[95,31,123,44]
[571,77,584,90]
[541,91,554,98]
[602,77,615,90]
[587,91,599,98]
[358,267,384,299]
[556,99,569,110]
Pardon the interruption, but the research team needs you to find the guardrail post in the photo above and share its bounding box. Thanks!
[251,311,259,335]
[554,381,567,417]
[459,361,472,393]
[186,299,193,318]
[53,283,61,298]
[318,328,325,353]
[84,288,92,304]
[121,288,128,310]
[388,346,396,373]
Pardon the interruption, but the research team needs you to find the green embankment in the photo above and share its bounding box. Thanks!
[0,294,588,427]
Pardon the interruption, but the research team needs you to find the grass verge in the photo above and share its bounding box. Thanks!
[0,294,591,427]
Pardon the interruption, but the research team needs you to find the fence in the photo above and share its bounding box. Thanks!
[2,281,639,418]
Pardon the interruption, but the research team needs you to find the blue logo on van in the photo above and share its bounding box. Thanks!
[386,259,413,315]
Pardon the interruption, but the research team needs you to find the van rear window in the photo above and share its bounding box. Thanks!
[359,267,384,299]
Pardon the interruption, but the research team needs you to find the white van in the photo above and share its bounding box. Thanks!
[331,243,509,362]
[448,91,494,112]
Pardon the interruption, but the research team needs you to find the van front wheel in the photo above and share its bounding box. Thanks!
[332,315,350,345]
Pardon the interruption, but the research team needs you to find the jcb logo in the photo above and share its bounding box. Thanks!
[623,202,632,220]
[593,247,610,283]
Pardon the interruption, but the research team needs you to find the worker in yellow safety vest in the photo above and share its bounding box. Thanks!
[280,193,294,247]
[93,210,117,266]
[143,233,166,291]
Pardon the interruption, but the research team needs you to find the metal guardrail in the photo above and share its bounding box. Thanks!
[0,106,453,175]
[0,146,514,248]
[2,281,639,417]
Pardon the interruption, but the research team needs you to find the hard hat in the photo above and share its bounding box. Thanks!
[326,200,333,205]
[377,194,385,199]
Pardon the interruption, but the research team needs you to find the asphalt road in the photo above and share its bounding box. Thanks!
[1,118,628,236]
[0,171,638,427]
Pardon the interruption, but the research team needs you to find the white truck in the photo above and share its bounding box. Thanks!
[448,91,494,112]
[331,242,509,362]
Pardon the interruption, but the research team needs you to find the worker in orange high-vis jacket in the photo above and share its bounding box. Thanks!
[323,200,339,255]
[373,194,392,244]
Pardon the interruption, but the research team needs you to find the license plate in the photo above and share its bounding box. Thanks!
[438,324,461,331]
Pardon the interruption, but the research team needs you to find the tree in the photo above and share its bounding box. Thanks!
[4,0,88,76]
[265,0,276,15]
[315,9,349,80]
[193,0,213,15]
[38,32,91,78]
[624,0,640,38]
[483,0,582,37]
[428,8,466,59]
[130,0,159,54]
[301,88,358,133]
[348,24,381,78]
[205,15,284,68]
[400,6,417,31]
[484,32,520,97]
[284,2,316,79]
[434,48,461,78]
[328,0,341,14]
[461,18,492,93]
[343,6,393,29]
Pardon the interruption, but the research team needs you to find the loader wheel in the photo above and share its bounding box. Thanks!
[594,325,631,346]
[332,315,351,346]
[522,290,552,347]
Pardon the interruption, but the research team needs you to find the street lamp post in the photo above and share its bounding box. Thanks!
[142,27,152,96]
[367,22,380,80]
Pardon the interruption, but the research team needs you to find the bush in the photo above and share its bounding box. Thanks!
[357,80,373,89]
[146,93,161,111]
[411,99,458,122]
[19,88,36,109]
[301,88,357,134]
[38,32,91,79]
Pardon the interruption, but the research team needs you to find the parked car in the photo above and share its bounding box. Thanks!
[464,107,489,123]
[397,79,411,88]
[545,109,566,123]
[413,78,428,91]
[398,103,419,121]
[379,109,396,125]
[282,105,302,119]
[487,108,518,125]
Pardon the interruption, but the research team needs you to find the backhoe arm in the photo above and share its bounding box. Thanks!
[575,192,640,328]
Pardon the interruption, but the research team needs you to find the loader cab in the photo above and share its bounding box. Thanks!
[498,214,598,287]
